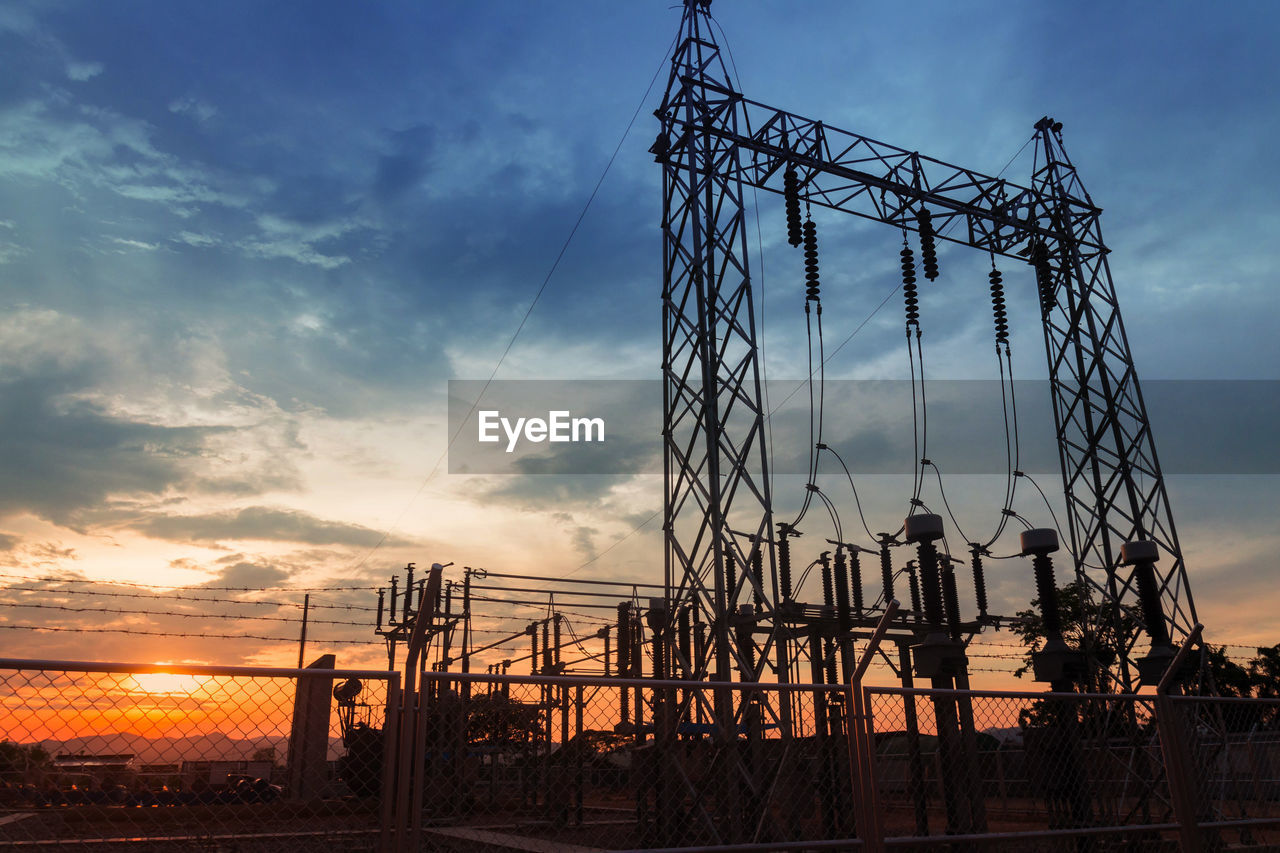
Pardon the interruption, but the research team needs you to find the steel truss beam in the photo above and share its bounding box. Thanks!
[657,1,1196,692]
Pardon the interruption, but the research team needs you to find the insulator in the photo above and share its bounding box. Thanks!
[778,526,793,601]
[803,216,821,302]
[1031,241,1055,319]
[1132,558,1171,648]
[970,545,989,618]
[553,615,562,667]
[542,621,551,673]
[630,618,642,678]
[849,551,864,616]
[821,554,834,609]
[825,638,837,685]
[693,619,707,679]
[724,551,737,601]
[530,625,539,676]
[917,208,939,281]
[916,539,945,630]
[389,577,399,624]
[678,607,691,675]
[879,540,895,601]
[751,547,764,608]
[942,565,962,643]
[616,604,630,674]
[989,266,1009,345]
[737,622,756,678]
[375,589,385,631]
[784,168,802,247]
[900,245,919,328]
[833,549,852,632]
[1031,552,1064,642]
[906,561,922,623]
[603,628,611,677]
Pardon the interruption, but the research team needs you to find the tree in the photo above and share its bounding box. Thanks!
[1014,579,1280,706]
[0,742,49,779]
[466,693,546,751]
[1010,579,1138,693]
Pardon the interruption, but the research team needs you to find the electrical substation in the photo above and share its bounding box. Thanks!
[7,4,1279,852]
[346,3,1259,850]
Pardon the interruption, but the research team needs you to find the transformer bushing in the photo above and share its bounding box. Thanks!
[906,514,966,678]
[1021,528,1085,687]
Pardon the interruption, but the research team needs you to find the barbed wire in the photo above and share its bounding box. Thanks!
[0,600,371,627]
[0,572,379,592]
[0,584,378,611]
[0,624,381,645]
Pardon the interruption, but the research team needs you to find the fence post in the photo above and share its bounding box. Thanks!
[1155,624,1204,853]
[847,600,898,853]
[379,676,401,853]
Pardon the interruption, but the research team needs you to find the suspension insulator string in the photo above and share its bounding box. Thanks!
[803,213,821,303]
[917,207,939,281]
[989,262,1008,345]
[784,167,802,247]
[900,235,919,330]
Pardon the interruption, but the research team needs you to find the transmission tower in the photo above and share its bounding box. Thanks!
[655,0,1197,692]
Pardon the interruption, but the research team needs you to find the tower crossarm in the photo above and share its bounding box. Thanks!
[658,83,1100,260]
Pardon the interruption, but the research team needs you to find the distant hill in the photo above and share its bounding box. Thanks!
[33,732,348,764]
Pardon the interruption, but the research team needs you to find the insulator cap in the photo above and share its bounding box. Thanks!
[1020,527,1059,556]
[905,513,944,544]
[1121,540,1159,565]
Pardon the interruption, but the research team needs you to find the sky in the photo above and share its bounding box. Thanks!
[0,0,1278,679]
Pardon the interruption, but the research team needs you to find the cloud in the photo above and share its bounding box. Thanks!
[131,506,408,548]
[66,60,103,82]
[0,532,20,551]
[168,95,217,123]
[0,375,225,525]
[200,560,291,588]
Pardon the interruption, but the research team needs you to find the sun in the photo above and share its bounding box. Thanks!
[129,672,205,696]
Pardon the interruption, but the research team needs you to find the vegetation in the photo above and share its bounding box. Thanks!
[1013,579,1280,706]
[0,741,49,777]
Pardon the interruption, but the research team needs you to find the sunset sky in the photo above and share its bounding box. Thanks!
[1,0,1278,680]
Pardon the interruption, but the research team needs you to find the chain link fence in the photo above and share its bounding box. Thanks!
[396,673,863,851]
[0,658,397,851]
[6,660,1280,851]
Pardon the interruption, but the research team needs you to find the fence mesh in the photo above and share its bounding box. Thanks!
[6,662,1280,851]
[0,661,393,851]
[405,675,862,851]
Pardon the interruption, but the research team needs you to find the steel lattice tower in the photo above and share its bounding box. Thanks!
[656,0,1197,692]
[656,1,785,694]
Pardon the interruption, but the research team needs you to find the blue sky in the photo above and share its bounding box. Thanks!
[0,1,1277,670]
